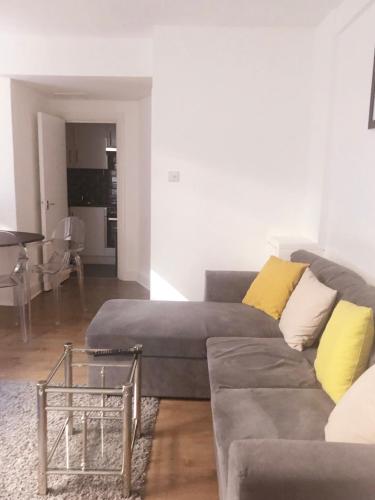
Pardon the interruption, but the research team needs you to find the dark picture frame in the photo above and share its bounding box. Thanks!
[368,49,375,129]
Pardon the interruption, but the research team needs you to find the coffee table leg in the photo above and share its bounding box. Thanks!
[100,366,105,457]
[81,411,87,471]
[37,381,47,495]
[134,347,142,438]
[64,343,73,435]
[122,384,133,498]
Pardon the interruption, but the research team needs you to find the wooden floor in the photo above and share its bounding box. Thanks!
[0,276,218,500]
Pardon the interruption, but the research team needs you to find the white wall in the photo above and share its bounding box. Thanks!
[0,35,152,77]
[308,0,375,281]
[138,96,152,288]
[151,27,314,300]
[7,9,375,301]
[48,97,151,286]
[11,80,52,233]
[0,80,51,303]
[0,77,17,230]
[0,77,18,305]
[10,81,54,300]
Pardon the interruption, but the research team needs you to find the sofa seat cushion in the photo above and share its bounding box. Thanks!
[207,337,318,391]
[212,387,334,497]
[86,299,281,359]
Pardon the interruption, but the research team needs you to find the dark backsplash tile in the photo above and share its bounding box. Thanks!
[67,168,117,208]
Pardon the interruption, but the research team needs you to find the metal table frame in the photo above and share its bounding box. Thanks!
[37,342,143,498]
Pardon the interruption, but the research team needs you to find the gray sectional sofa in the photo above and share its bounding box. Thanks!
[86,250,375,500]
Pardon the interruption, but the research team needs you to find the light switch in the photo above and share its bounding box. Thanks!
[168,171,180,182]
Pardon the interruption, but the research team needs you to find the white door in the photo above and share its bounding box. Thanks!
[37,112,68,289]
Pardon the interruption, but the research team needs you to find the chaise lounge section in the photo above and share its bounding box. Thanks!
[86,270,281,398]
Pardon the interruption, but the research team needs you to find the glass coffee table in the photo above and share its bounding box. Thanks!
[37,343,142,498]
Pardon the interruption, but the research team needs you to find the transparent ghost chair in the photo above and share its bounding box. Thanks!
[32,217,85,325]
[0,231,31,342]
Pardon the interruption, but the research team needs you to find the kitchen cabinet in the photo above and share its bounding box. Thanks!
[66,123,116,170]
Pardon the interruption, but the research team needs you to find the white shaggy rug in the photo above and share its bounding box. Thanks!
[0,381,159,499]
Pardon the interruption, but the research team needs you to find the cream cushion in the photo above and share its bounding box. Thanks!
[279,268,337,351]
[325,363,375,444]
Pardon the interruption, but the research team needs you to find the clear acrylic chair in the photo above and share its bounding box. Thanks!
[0,231,31,342]
[32,217,85,325]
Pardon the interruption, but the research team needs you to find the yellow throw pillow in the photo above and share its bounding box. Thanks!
[315,300,374,403]
[242,256,308,319]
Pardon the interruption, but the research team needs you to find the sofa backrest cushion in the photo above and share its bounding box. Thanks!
[291,250,375,366]
[205,270,258,303]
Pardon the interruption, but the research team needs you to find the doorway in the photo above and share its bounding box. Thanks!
[33,79,151,288]
[66,122,117,278]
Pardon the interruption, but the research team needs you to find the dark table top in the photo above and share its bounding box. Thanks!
[0,231,44,247]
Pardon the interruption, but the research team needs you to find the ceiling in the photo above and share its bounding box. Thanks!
[0,0,345,37]
[14,76,152,101]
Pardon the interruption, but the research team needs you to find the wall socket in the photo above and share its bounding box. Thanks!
[168,171,180,182]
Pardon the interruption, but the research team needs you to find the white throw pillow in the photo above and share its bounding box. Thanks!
[279,268,337,351]
[325,363,375,443]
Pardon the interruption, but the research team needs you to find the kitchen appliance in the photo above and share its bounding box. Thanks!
[105,206,117,249]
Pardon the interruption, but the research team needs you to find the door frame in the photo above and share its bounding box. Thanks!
[51,106,135,284]
[65,117,122,278]
[66,122,117,266]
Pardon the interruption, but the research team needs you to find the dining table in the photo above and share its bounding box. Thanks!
[0,231,44,247]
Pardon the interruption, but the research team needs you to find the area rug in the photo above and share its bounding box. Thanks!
[0,381,159,499]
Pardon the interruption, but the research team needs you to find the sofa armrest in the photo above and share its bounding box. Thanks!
[226,439,375,500]
[204,271,257,303]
